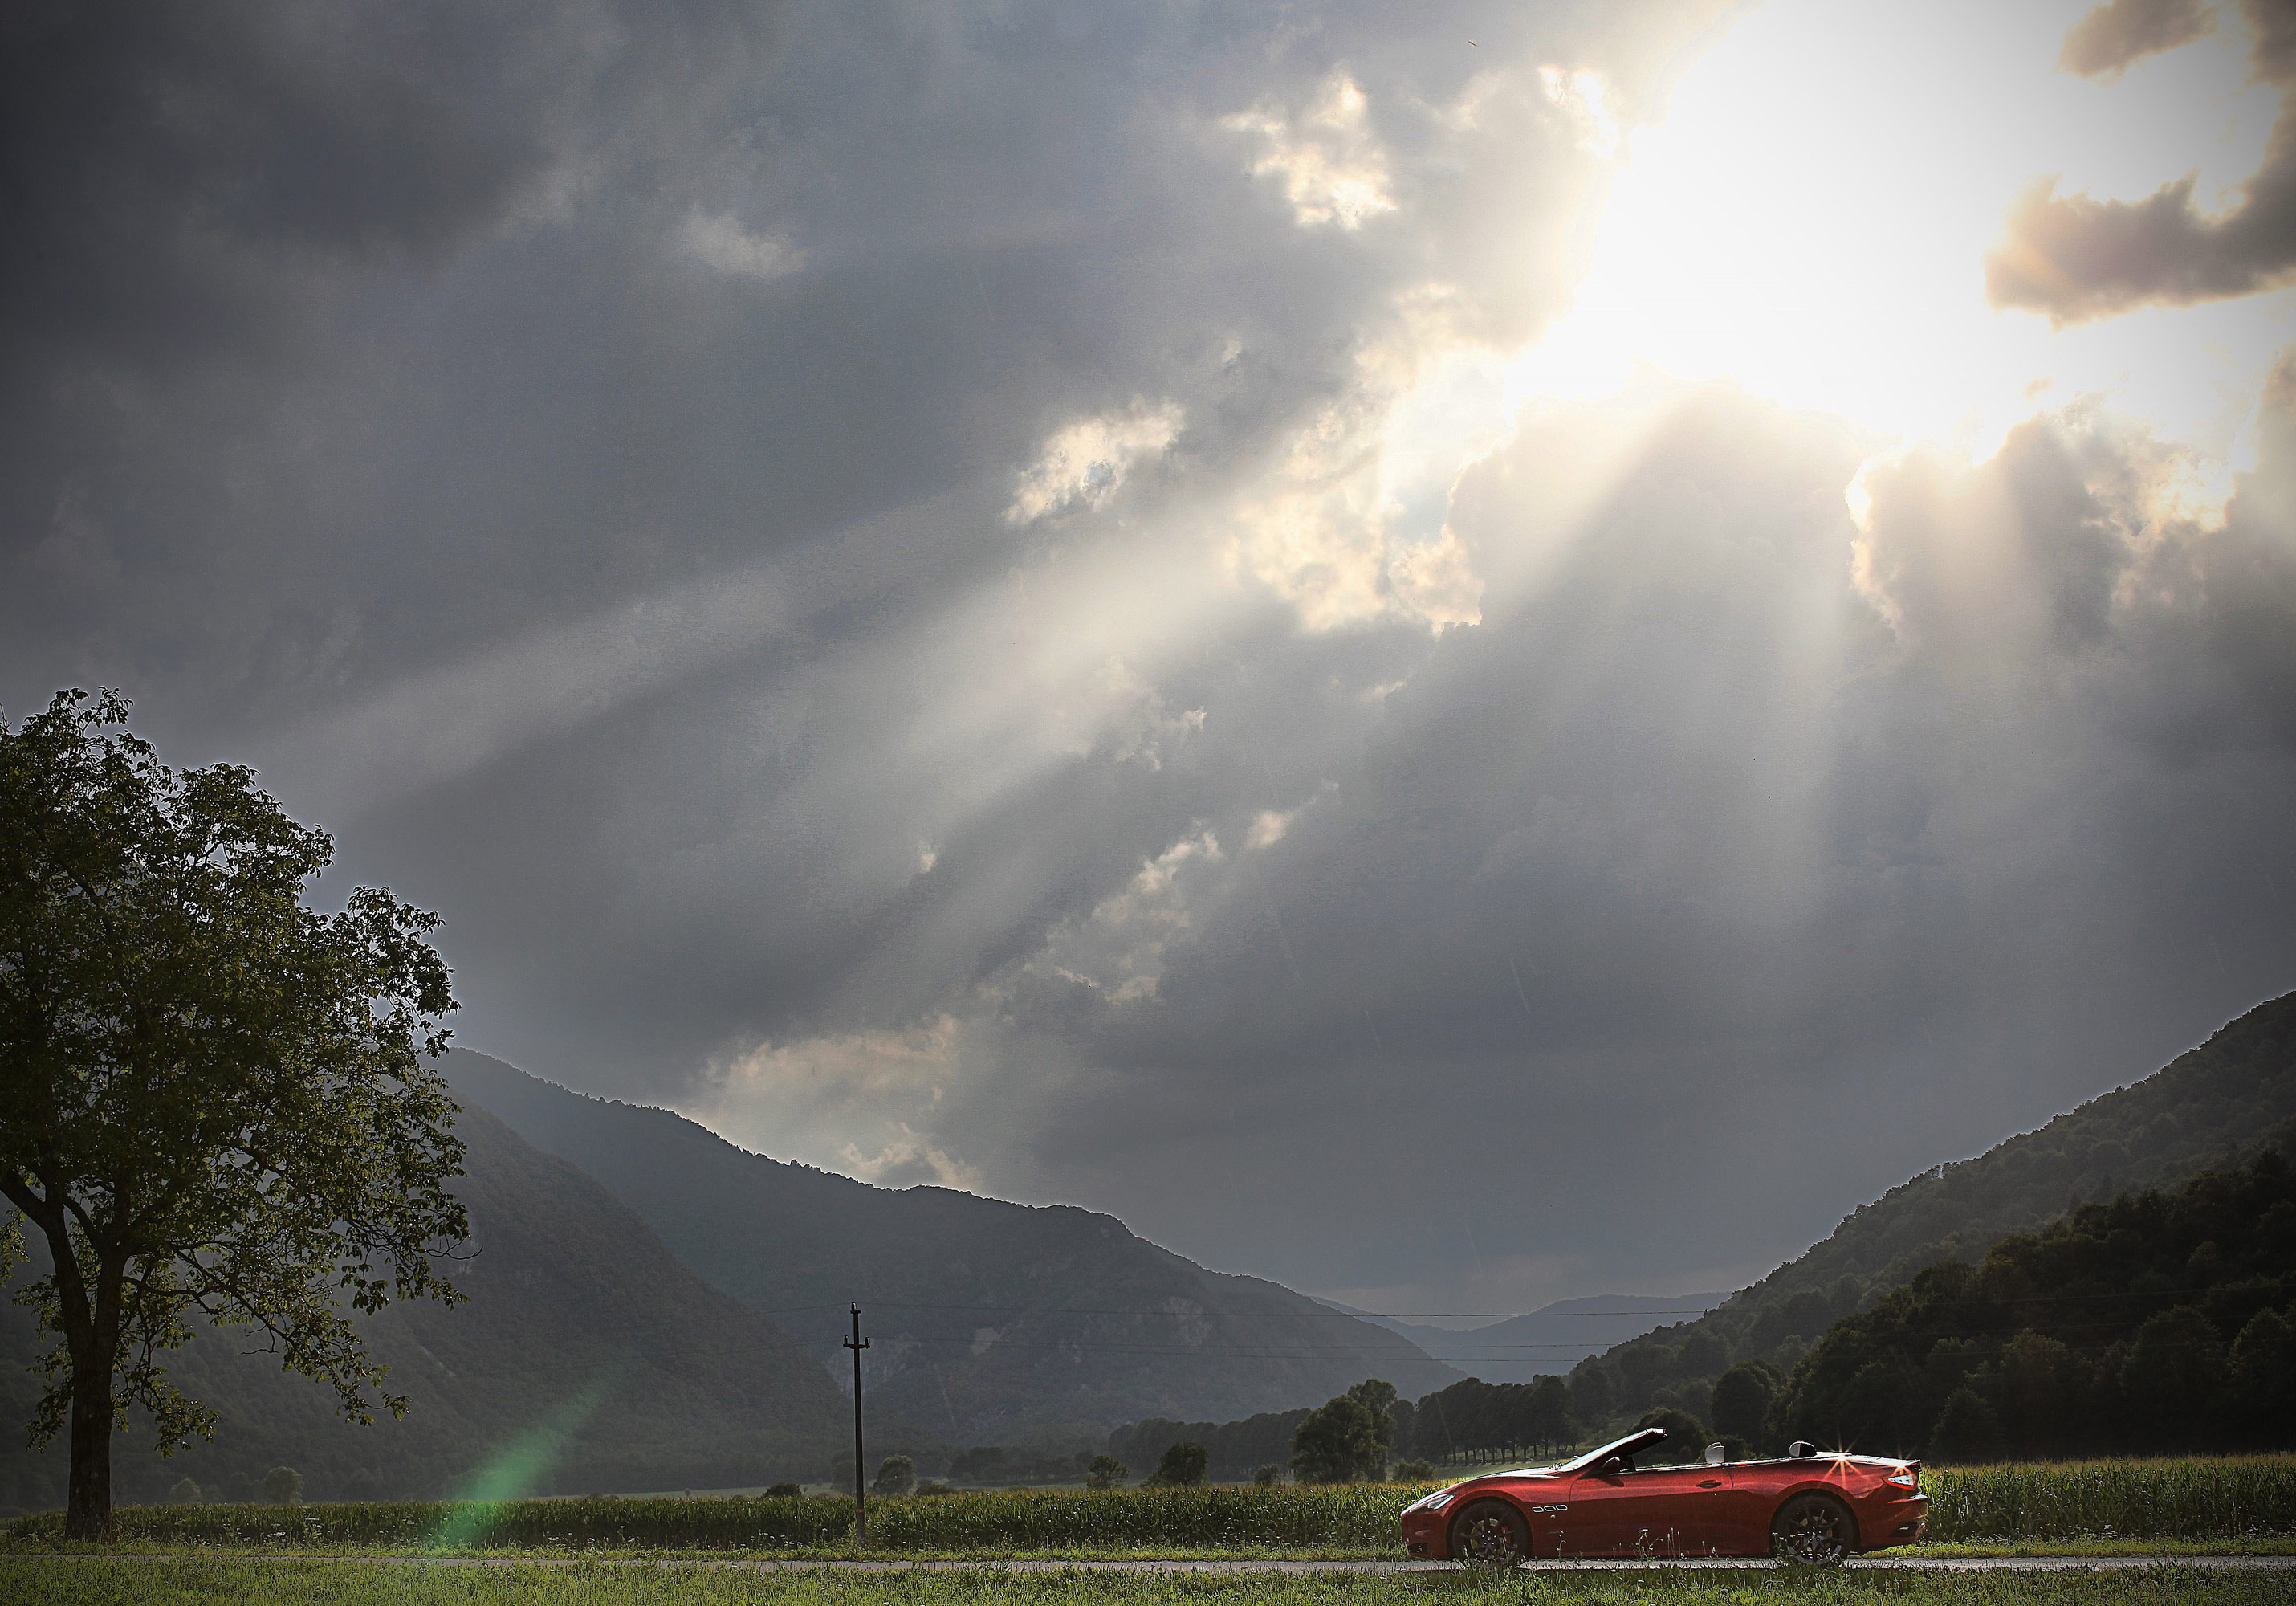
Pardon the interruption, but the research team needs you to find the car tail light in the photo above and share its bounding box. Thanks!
[1887,1465,1918,1488]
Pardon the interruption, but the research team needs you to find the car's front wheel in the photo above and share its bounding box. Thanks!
[1770,1493,1854,1564]
[1451,1499,1532,1569]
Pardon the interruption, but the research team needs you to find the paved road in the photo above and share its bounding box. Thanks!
[31,1554,2296,1574]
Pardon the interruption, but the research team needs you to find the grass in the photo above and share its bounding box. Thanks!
[10,1457,2294,1558]
[7,1558,2296,1606]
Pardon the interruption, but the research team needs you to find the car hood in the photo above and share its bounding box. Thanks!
[1402,1471,1561,1513]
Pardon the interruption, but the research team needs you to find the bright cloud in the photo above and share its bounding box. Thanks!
[1005,398,1185,524]
[1223,73,1398,230]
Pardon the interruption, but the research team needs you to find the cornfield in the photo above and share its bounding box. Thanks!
[11,1458,2295,1551]
[1923,1457,2296,1541]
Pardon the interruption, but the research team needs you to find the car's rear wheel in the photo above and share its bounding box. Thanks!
[1451,1499,1532,1569]
[1771,1493,1854,1564]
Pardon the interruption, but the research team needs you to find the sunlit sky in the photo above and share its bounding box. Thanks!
[6,0,2294,1315]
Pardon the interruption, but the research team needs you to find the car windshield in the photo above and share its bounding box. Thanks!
[1556,1429,1665,1474]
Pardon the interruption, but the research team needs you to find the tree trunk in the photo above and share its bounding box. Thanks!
[63,1340,115,1541]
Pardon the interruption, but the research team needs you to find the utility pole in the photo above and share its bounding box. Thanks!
[844,1305,869,1545]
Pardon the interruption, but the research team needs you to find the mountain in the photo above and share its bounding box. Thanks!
[1577,989,2296,1430]
[445,1050,1460,1437]
[1318,1294,1728,1384]
[0,1103,845,1514]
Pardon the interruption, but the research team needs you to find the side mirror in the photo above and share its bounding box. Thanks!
[1704,1443,1725,1466]
[1789,1441,1817,1459]
[1594,1456,1623,1478]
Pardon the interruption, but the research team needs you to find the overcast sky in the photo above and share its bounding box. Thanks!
[7,0,2294,1320]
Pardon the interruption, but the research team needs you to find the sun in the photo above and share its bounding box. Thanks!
[1512,0,2292,475]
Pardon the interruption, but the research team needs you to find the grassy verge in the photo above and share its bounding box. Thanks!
[8,1558,2296,1606]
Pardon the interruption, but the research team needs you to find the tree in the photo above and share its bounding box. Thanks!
[873,1455,917,1496]
[1710,1362,1778,1450]
[1347,1378,1398,1465]
[165,1477,202,1504]
[1086,1453,1127,1490]
[2122,1306,2224,1447]
[0,691,469,1539]
[1146,1441,1208,1486]
[1929,1388,2004,1463]
[1566,1360,1614,1432]
[2232,1308,2296,1437]
[1252,1462,1281,1486]
[262,1465,304,1505]
[1290,1393,1385,1482]
[1522,1376,1575,1450]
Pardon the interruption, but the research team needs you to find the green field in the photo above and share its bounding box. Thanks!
[8,1559,2296,1606]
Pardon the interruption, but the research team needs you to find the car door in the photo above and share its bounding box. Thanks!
[1704,1462,1778,1555]
[1562,1464,1715,1555]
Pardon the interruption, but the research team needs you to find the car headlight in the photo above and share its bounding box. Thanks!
[1424,1490,1459,1511]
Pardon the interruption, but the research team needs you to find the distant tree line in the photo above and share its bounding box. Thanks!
[1107,1408,1313,1482]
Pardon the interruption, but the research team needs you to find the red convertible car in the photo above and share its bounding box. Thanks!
[1398,1428,1927,1564]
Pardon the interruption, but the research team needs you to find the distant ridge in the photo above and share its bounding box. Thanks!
[1314,1292,1728,1382]
[1582,989,2296,1428]
[446,1050,1460,1437]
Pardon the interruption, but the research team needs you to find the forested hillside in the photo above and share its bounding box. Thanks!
[1772,1151,2296,1457]
[447,1051,1459,1437]
[1563,992,2296,1436]
[0,1106,845,1514]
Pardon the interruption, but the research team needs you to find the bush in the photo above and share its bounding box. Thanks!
[1390,1461,1435,1482]
[262,1467,303,1506]
[873,1456,917,1497]
[165,1478,203,1506]
[1253,1464,1284,1486]
[763,1483,804,1498]
[914,1482,955,1497]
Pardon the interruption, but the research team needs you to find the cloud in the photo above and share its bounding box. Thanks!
[696,1017,983,1188]
[1988,0,2296,322]
[1005,399,1185,524]
[1223,73,1398,231]
[2059,0,2216,79]
[840,1125,983,1191]
[682,210,805,280]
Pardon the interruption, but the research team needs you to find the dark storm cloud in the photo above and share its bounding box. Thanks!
[0,0,772,365]
[1988,0,2296,322]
